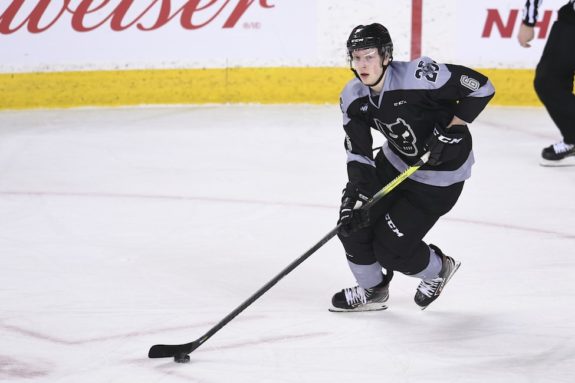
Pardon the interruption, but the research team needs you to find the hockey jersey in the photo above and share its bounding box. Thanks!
[339,57,495,193]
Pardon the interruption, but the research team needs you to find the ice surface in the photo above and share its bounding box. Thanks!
[0,104,573,382]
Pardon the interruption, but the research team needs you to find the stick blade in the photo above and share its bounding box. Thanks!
[148,339,202,359]
[148,343,190,359]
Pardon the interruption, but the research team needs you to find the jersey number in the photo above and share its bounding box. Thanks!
[415,60,439,83]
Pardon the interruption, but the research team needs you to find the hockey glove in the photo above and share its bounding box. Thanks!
[337,182,371,237]
[424,124,468,166]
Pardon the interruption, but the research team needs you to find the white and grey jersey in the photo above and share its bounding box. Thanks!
[339,57,495,191]
[522,0,575,26]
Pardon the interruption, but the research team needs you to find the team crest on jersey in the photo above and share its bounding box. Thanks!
[374,118,418,156]
[415,60,439,83]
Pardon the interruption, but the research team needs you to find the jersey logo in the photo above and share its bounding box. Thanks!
[360,103,369,113]
[415,60,439,83]
[385,214,404,237]
[460,75,480,91]
[374,118,418,156]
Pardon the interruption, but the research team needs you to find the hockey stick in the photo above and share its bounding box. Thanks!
[148,152,430,362]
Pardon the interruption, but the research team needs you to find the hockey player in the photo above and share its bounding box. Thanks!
[330,23,495,312]
[517,0,575,166]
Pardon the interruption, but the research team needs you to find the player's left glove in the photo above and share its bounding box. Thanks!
[424,124,468,166]
[337,182,371,237]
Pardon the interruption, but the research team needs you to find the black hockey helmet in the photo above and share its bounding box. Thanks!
[346,23,393,60]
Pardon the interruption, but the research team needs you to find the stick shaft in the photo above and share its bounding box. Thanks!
[148,152,429,359]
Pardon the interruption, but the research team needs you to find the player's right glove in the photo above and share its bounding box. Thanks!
[337,182,371,237]
[424,124,468,166]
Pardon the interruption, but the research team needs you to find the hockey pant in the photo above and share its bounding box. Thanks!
[337,159,464,282]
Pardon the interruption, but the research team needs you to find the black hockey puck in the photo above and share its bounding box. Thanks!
[174,353,190,363]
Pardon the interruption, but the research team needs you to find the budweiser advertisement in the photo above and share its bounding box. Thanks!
[453,0,565,68]
[0,0,316,72]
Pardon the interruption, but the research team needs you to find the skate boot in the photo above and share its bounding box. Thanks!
[414,244,461,310]
[329,277,390,312]
[540,140,575,167]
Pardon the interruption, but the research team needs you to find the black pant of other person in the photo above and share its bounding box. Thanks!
[534,21,575,145]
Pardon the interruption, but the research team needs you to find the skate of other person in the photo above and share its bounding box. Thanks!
[518,0,575,166]
[330,23,495,312]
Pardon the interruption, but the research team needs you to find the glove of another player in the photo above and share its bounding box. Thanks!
[424,124,468,166]
[337,182,371,237]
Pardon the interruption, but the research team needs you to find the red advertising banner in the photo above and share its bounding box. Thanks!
[0,0,318,72]
[451,0,565,68]
[0,0,275,34]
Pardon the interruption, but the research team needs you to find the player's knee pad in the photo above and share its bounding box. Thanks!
[338,231,378,265]
[373,238,428,275]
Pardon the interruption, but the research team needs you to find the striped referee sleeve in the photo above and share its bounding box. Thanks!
[522,0,543,26]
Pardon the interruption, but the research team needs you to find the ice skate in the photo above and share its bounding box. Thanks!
[414,244,460,310]
[540,141,575,167]
[329,279,389,312]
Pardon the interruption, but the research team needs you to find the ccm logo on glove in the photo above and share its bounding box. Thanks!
[424,124,468,166]
[433,127,463,144]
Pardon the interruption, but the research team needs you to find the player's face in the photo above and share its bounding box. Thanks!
[351,48,385,85]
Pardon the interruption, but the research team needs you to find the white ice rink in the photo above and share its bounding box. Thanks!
[0,104,574,383]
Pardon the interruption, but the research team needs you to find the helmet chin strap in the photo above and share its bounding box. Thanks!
[365,64,387,87]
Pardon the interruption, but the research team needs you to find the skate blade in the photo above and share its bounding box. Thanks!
[540,156,575,167]
[328,303,388,313]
